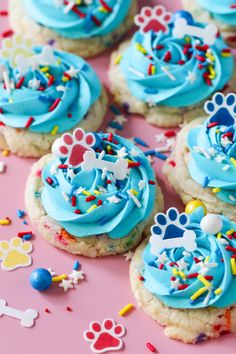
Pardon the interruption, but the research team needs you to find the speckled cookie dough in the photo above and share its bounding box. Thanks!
[9,0,138,58]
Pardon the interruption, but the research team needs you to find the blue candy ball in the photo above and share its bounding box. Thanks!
[30,268,52,291]
[173,10,194,25]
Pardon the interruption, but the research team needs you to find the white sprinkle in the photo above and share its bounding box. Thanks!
[107,195,121,204]
[101,168,107,180]
[138,180,146,191]
[128,67,145,78]
[3,71,11,94]
[56,85,66,92]
[128,190,141,208]
[0,161,5,173]
[98,150,105,160]
[218,238,229,245]
[50,164,58,175]
[229,195,236,202]
[222,164,230,171]
[61,191,69,201]
[76,187,85,195]
[161,66,176,81]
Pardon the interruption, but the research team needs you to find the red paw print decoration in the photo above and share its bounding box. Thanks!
[134,5,172,34]
[52,128,95,168]
[84,318,126,353]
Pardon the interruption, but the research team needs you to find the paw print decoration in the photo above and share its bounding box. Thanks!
[134,5,172,34]
[150,208,197,256]
[204,92,236,127]
[84,318,125,354]
[52,128,95,168]
[0,237,33,271]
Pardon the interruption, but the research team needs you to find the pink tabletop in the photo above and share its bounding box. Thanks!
[0,1,235,353]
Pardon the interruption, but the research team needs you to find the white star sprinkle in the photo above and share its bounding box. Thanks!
[113,115,127,125]
[65,66,80,78]
[171,278,181,290]
[147,155,154,164]
[123,250,134,261]
[215,155,225,163]
[67,168,75,179]
[76,187,85,195]
[28,78,40,90]
[156,252,168,264]
[59,279,74,292]
[186,71,197,84]
[130,148,139,157]
[155,133,165,144]
[69,270,85,284]
[106,127,116,134]
[177,258,188,270]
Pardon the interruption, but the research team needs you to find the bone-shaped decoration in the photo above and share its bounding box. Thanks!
[15,45,56,76]
[173,18,218,45]
[81,150,129,180]
[0,298,38,328]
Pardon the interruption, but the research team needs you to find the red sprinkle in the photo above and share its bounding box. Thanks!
[15,76,25,89]
[164,130,176,138]
[164,51,171,62]
[107,133,113,142]
[2,29,13,38]
[146,342,156,352]
[71,195,76,207]
[148,180,156,185]
[128,162,141,168]
[187,272,199,279]
[58,164,68,169]
[100,0,112,12]
[86,195,96,202]
[0,10,8,16]
[106,180,112,184]
[168,160,176,167]
[49,98,61,112]
[45,308,51,313]
[139,275,145,281]
[18,231,32,237]
[159,264,164,270]
[178,284,189,290]
[74,209,81,214]
[207,122,218,129]
[25,116,34,128]
[46,177,53,185]
[97,199,103,206]
[66,306,72,312]
[226,246,236,252]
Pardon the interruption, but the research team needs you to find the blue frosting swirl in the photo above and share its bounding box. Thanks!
[23,0,132,39]
[143,206,236,309]
[188,101,236,205]
[197,0,236,27]
[0,46,101,133]
[41,133,156,238]
[120,25,234,107]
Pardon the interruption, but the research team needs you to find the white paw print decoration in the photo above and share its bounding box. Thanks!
[150,208,197,256]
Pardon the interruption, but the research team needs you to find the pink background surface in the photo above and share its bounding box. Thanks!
[0,1,235,353]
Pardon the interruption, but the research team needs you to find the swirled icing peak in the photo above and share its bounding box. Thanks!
[23,0,132,38]
[142,203,236,309]
[0,35,101,134]
[40,128,156,238]
[197,0,236,27]
[119,7,234,107]
[188,92,236,206]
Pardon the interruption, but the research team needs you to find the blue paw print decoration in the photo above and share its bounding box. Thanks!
[150,208,197,255]
[204,92,236,126]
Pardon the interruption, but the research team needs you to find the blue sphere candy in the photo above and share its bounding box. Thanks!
[30,268,52,291]
[173,10,194,25]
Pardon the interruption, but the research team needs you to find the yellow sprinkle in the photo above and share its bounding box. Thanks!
[184,36,191,43]
[8,98,13,103]
[50,125,59,136]
[151,65,156,75]
[0,219,10,225]
[230,157,236,167]
[119,303,134,316]
[217,233,222,238]
[2,149,9,157]
[215,129,220,133]
[99,6,108,13]
[135,43,147,55]
[197,275,211,288]
[57,58,61,64]
[221,52,231,58]
[62,76,69,82]
[191,286,208,301]
[206,53,215,62]
[214,288,222,295]
[87,205,97,213]
[114,55,122,65]
[52,274,67,282]
[93,190,101,195]
[226,229,234,235]
[130,189,138,196]
[107,145,111,152]
[212,188,221,193]
[179,271,186,280]
[172,268,179,276]
[82,190,91,196]
[40,66,49,73]
[45,73,51,78]
[204,256,210,263]
[230,258,236,275]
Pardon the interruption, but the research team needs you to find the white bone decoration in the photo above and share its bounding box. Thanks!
[0,298,38,328]
[173,18,218,45]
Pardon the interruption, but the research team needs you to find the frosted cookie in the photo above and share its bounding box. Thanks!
[25,128,164,257]
[0,35,107,157]
[163,92,236,221]
[130,203,236,343]
[9,0,137,58]
[109,7,236,128]
[181,1,236,48]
